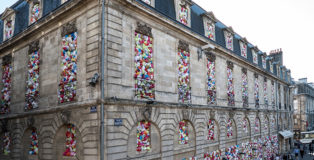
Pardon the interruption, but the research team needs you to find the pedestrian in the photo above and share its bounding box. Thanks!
[300,144,305,159]
[294,147,300,159]
[310,143,313,154]
[275,154,280,160]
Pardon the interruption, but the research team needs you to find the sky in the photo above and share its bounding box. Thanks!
[1,0,314,82]
[193,0,314,83]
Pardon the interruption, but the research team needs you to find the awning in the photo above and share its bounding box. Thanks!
[279,130,294,139]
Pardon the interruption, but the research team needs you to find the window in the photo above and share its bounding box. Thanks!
[178,40,191,103]
[226,119,233,138]
[262,55,266,69]
[252,49,258,64]
[134,31,155,99]
[1,55,12,114]
[254,73,259,107]
[255,118,260,134]
[176,0,191,26]
[179,120,189,144]
[207,53,216,104]
[242,68,248,107]
[270,60,274,73]
[59,32,78,103]
[137,121,151,152]
[224,30,233,51]
[3,132,10,155]
[63,124,76,157]
[202,12,217,41]
[264,78,268,106]
[207,120,215,140]
[227,61,234,106]
[272,81,275,107]
[1,8,15,41]
[240,38,248,58]
[25,41,40,110]
[29,128,39,155]
[29,0,42,25]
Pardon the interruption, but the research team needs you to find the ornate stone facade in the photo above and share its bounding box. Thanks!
[0,0,293,160]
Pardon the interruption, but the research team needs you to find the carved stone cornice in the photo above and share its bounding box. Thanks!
[178,40,189,52]
[242,68,247,74]
[2,55,12,65]
[223,26,234,35]
[61,21,77,37]
[140,105,152,121]
[28,40,40,54]
[227,61,233,69]
[205,51,216,61]
[201,11,217,23]
[60,110,71,124]
[182,109,189,120]
[135,22,152,37]
[27,117,35,128]
[210,110,215,120]
[229,111,235,119]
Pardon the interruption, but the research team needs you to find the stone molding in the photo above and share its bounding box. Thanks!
[242,68,247,74]
[28,40,40,54]
[205,51,216,61]
[2,54,12,65]
[60,110,71,124]
[254,73,258,78]
[178,40,189,52]
[135,22,152,37]
[227,60,233,69]
[140,105,152,121]
[61,21,77,37]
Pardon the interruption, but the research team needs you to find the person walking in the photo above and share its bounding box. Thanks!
[310,143,313,154]
[294,147,300,160]
[300,144,305,159]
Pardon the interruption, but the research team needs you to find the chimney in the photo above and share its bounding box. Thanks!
[269,48,283,66]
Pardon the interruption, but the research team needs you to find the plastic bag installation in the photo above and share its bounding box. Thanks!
[63,124,76,157]
[207,57,216,104]
[263,80,268,106]
[254,75,259,107]
[29,128,38,155]
[1,60,12,114]
[271,117,275,130]
[227,62,234,106]
[255,118,260,134]
[206,21,215,41]
[178,49,191,103]
[30,3,40,24]
[242,118,248,134]
[225,145,239,159]
[142,0,151,5]
[59,32,77,103]
[25,51,40,110]
[262,56,266,69]
[264,118,268,134]
[240,42,247,58]
[204,150,221,160]
[207,120,215,140]
[136,120,151,152]
[226,119,233,138]
[3,132,10,155]
[4,20,13,40]
[179,4,188,25]
[179,120,188,144]
[242,69,248,107]
[134,32,155,99]
[252,50,258,64]
[271,82,275,107]
[225,32,233,51]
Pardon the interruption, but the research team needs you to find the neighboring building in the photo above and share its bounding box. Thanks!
[0,0,294,160]
[293,78,314,138]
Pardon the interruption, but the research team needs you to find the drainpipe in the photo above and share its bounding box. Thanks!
[100,0,105,159]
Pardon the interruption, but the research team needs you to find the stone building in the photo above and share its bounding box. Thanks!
[293,78,314,138]
[0,0,294,159]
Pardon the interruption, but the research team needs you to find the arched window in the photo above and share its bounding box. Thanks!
[136,120,151,152]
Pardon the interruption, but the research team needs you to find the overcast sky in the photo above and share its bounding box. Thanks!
[1,0,314,82]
